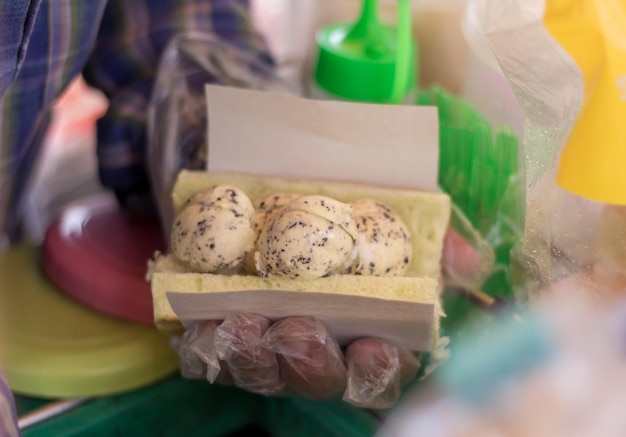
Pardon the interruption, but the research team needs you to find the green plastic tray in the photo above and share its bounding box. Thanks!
[18,376,379,437]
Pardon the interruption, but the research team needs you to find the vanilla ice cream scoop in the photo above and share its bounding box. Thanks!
[242,193,301,274]
[183,185,255,218]
[255,195,358,279]
[171,186,255,273]
[348,199,412,276]
[251,193,301,235]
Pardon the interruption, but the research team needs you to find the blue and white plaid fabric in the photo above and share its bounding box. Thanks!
[0,0,270,243]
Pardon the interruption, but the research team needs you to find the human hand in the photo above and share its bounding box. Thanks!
[176,313,420,409]
[173,226,490,409]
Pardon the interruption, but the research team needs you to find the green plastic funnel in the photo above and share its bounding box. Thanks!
[313,0,416,103]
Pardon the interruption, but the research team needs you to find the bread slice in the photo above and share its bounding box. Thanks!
[150,170,451,351]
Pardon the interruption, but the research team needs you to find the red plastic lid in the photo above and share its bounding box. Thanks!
[42,194,166,325]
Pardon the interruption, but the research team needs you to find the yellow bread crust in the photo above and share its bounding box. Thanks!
[151,254,441,351]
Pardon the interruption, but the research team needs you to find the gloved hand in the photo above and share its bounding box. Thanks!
[176,313,420,409]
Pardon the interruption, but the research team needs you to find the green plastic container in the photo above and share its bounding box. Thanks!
[17,376,380,437]
[312,0,416,103]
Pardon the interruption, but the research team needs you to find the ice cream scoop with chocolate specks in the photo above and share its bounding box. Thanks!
[171,185,256,273]
[255,195,358,279]
[242,193,301,274]
[348,199,412,276]
[251,193,301,235]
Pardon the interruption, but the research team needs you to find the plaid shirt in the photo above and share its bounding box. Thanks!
[0,0,271,243]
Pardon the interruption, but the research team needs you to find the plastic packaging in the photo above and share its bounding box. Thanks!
[147,32,294,236]
[214,313,286,396]
[442,205,495,292]
[174,312,420,409]
[262,317,346,400]
[473,0,626,297]
[343,338,420,409]
[176,321,222,381]
[459,0,524,139]
[417,87,522,301]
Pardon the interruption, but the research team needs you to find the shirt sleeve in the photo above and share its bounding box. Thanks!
[0,0,107,242]
[82,0,273,217]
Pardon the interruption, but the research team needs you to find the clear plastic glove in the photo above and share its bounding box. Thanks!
[214,313,285,396]
[343,338,420,409]
[262,316,347,400]
[176,313,420,409]
[172,225,486,408]
[176,321,233,385]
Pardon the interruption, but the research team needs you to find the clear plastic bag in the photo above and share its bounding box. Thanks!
[176,321,222,382]
[214,312,285,396]
[476,0,626,297]
[417,86,522,306]
[343,338,420,409]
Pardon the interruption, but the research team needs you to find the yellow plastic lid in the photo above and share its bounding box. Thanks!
[0,246,178,399]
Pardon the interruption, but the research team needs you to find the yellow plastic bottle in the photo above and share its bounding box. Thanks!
[545,0,626,204]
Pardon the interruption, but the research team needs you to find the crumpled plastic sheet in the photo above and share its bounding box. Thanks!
[479,0,612,296]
